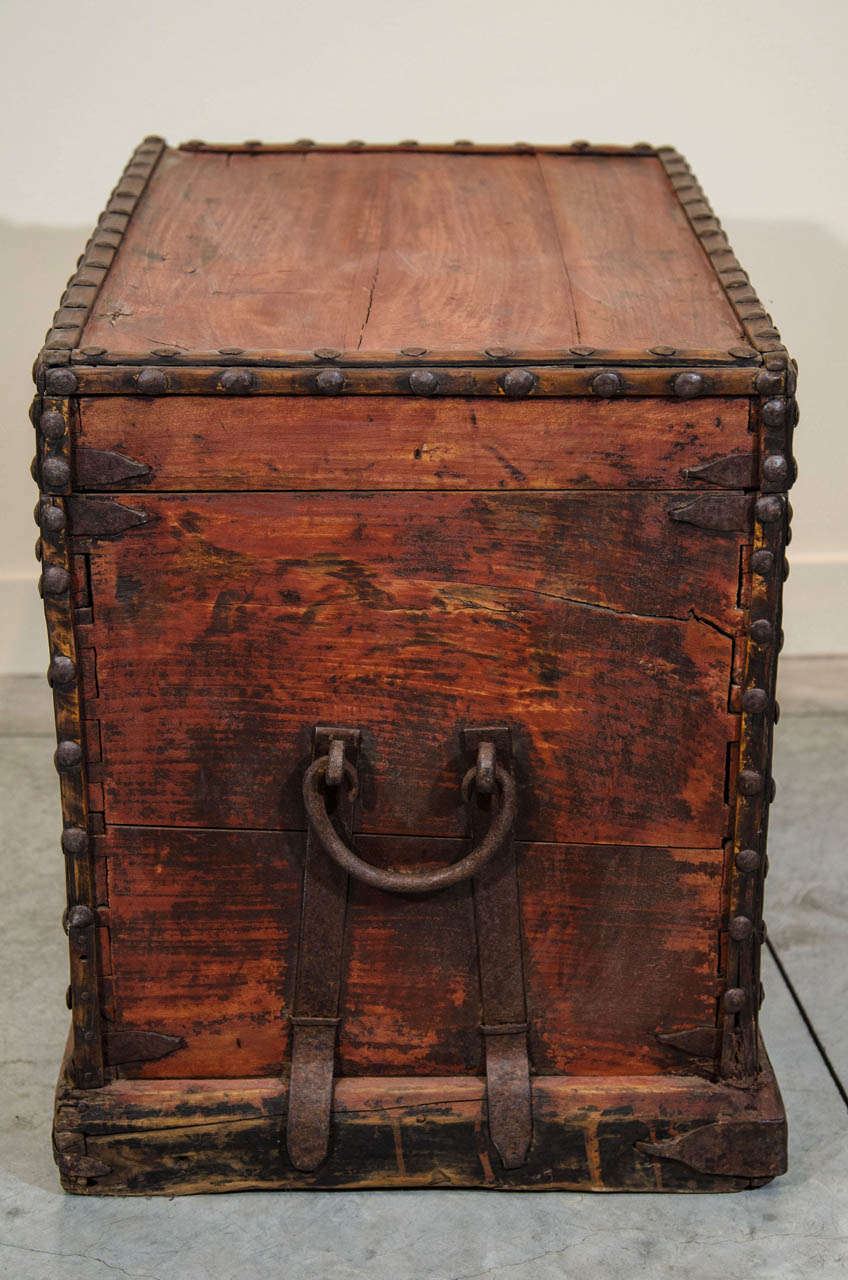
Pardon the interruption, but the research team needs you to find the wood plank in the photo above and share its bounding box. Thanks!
[356,152,578,351]
[55,1048,787,1193]
[538,155,743,349]
[78,150,742,357]
[103,827,722,1080]
[81,150,387,356]
[84,491,742,843]
[76,395,754,492]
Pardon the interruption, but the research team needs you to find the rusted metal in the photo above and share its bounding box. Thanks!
[75,445,151,488]
[729,916,754,941]
[40,566,70,596]
[136,367,169,395]
[755,495,784,523]
[61,828,89,856]
[286,726,361,1172]
[673,371,709,398]
[737,769,763,796]
[409,369,439,395]
[741,688,769,713]
[104,1027,187,1066]
[39,504,67,534]
[590,370,624,397]
[67,494,149,538]
[750,549,775,576]
[316,368,345,394]
[303,745,517,895]
[667,493,753,533]
[219,367,257,393]
[723,988,747,1012]
[47,656,76,686]
[684,452,756,488]
[54,740,83,771]
[41,457,71,491]
[39,410,66,440]
[501,368,536,397]
[637,1119,787,1178]
[656,1026,720,1058]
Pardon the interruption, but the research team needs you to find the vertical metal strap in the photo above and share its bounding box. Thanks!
[466,729,533,1168]
[285,728,359,1172]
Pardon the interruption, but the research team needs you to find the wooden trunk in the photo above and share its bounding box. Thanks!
[34,138,796,1194]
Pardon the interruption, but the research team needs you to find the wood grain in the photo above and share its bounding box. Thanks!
[102,826,721,1080]
[82,490,742,844]
[538,155,743,349]
[54,1044,787,1193]
[79,150,742,357]
[76,396,753,492]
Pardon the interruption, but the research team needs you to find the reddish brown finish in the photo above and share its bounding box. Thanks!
[537,155,742,349]
[102,827,721,1081]
[79,151,742,359]
[82,490,742,844]
[76,396,753,492]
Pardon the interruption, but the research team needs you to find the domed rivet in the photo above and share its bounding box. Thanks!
[398,139,419,147]
[749,618,773,643]
[35,537,43,561]
[762,455,789,486]
[219,368,257,393]
[401,347,428,357]
[40,566,70,596]
[136,367,168,395]
[293,138,315,147]
[755,495,783,523]
[756,370,783,396]
[673,371,707,398]
[778,628,785,651]
[649,345,676,357]
[65,984,73,1009]
[751,549,774,576]
[569,345,596,357]
[735,847,761,873]
[41,457,71,491]
[314,348,341,360]
[783,556,790,581]
[774,701,781,724]
[54,739,83,771]
[723,987,747,1012]
[728,345,756,359]
[591,370,623,398]
[454,139,474,147]
[742,687,768,713]
[30,456,39,483]
[48,655,76,686]
[409,369,439,396]
[737,769,763,796]
[769,776,777,802]
[346,139,365,149]
[218,347,245,356]
[502,368,536,397]
[44,368,78,395]
[39,411,66,441]
[61,827,89,856]
[39,505,66,535]
[485,346,515,360]
[80,346,107,358]
[65,904,94,931]
[316,368,345,395]
[729,915,754,941]
[761,397,787,428]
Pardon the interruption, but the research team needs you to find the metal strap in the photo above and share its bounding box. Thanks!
[285,731,357,1171]
[469,762,533,1168]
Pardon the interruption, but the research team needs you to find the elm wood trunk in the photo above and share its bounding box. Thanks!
[32,138,796,1194]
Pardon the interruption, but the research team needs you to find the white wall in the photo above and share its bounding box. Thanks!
[1,0,846,669]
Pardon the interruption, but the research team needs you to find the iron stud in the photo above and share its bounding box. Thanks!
[735,848,760,873]
[48,655,76,686]
[723,988,747,1012]
[729,916,754,941]
[742,688,768,713]
[750,550,774,576]
[54,739,83,771]
[44,368,78,395]
[673,371,707,398]
[39,505,66,535]
[314,348,341,360]
[409,369,439,396]
[756,370,783,396]
[40,566,70,596]
[41,457,71,491]
[755,495,783,523]
[65,904,94,931]
[590,370,623,398]
[61,828,89,856]
[219,368,257,393]
[316,368,345,395]
[737,769,763,796]
[39,411,66,441]
[749,618,773,643]
[502,368,536,397]
[762,455,789,486]
[136,367,169,395]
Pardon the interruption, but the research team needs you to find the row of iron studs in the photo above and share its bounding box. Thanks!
[721,370,797,1082]
[31,393,104,1090]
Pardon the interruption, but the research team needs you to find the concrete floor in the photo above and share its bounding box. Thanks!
[1,660,846,1279]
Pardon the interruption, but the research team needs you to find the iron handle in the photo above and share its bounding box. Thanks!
[302,742,517,895]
